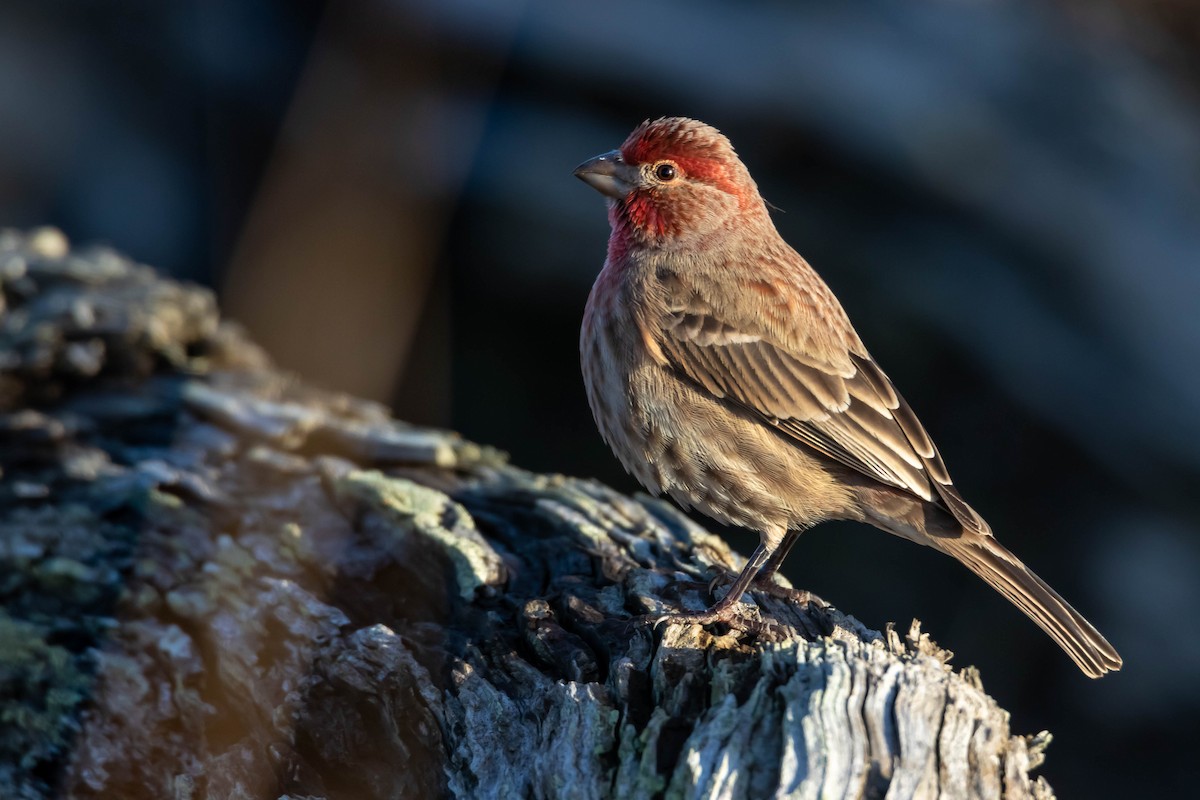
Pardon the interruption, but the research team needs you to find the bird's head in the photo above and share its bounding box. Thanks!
[574,117,765,249]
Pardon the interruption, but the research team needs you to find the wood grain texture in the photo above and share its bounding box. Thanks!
[0,229,1053,799]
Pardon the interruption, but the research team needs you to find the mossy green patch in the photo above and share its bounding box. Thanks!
[334,470,504,601]
[0,611,91,771]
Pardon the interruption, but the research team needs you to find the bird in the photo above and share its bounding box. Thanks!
[573,116,1122,678]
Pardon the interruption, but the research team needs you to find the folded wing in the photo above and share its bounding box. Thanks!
[658,305,988,535]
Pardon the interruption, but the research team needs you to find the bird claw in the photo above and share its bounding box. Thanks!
[650,599,747,630]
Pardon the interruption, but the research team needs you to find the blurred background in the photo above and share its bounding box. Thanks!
[2,0,1198,795]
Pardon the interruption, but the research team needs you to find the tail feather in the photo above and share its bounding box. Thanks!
[936,535,1122,678]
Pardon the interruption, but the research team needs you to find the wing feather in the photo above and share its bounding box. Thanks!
[656,293,987,520]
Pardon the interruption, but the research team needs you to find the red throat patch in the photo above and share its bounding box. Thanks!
[622,192,672,240]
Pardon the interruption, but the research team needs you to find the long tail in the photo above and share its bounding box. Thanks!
[935,534,1122,678]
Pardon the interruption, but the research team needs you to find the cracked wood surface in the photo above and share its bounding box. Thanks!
[0,228,1053,799]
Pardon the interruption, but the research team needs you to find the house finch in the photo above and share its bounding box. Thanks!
[574,117,1122,678]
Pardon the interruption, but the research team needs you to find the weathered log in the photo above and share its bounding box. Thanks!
[0,228,1053,799]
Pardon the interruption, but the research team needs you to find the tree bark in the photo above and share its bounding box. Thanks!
[0,228,1053,799]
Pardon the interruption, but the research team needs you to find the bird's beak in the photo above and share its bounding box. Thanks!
[573,150,639,200]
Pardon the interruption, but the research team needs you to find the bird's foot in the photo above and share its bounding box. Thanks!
[653,606,740,629]
[652,586,748,629]
[753,583,830,609]
[652,602,803,641]
[705,569,829,609]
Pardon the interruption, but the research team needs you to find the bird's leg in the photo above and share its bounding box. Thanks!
[753,529,801,588]
[704,528,805,593]
[748,528,829,607]
[657,542,772,626]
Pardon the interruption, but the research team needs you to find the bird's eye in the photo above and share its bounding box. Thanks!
[653,162,678,182]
